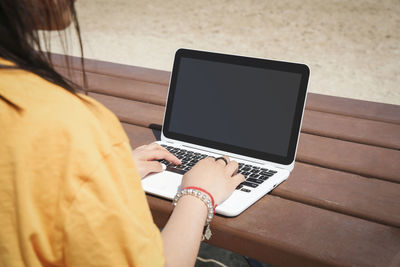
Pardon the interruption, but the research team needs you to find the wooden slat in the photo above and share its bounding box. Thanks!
[57,67,400,151]
[55,67,167,105]
[54,66,86,88]
[57,68,400,153]
[93,84,400,150]
[273,162,400,227]
[121,123,159,148]
[88,93,164,128]
[146,194,400,267]
[306,93,400,125]
[51,53,400,125]
[54,55,400,151]
[124,124,400,228]
[88,80,167,106]
[86,83,399,150]
[302,110,400,149]
[84,86,400,152]
[89,91,400,183]
[90,92,400,182]
[297,133,400,183]
[51,53,170,85]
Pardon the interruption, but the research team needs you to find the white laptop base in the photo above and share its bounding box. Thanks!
[140,141,289,217]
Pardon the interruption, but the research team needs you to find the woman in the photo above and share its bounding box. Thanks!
[0,0,244,266]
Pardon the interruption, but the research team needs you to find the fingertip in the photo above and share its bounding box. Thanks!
[231,160,239,170]
[163,150,180,165]
[171,154,181,165]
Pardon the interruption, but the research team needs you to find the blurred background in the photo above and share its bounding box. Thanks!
[46,0,400,105]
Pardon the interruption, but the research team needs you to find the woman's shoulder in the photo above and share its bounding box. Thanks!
[0,66,128,152]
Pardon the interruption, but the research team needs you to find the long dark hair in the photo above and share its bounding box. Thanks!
[0,0,85,94]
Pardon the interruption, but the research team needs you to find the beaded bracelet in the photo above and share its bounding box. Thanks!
[183,186,217,214]
[172,187,217,240]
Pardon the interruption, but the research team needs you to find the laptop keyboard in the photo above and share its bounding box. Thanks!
[159,145,277,193]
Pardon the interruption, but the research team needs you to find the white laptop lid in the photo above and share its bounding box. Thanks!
[161,49,309,170]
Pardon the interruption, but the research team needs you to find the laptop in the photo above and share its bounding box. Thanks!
[141,48,309,216]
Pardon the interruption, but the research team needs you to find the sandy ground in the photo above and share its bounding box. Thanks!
[46,0,400,105]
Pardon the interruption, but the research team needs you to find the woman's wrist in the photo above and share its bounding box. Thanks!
[173,187,216,240]
[182,186,217,211]
[174,188,215,223]
[173,195,208,221]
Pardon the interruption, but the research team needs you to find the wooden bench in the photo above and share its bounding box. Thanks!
[52,54,400,267]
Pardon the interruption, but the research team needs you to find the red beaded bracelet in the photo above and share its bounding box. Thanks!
[182,186,217,211]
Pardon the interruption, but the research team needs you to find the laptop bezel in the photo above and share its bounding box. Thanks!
[161,48,309,166]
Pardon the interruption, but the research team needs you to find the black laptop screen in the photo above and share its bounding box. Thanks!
[163,49,309,164]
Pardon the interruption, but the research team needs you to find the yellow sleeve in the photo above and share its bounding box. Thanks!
[64,142,165,267]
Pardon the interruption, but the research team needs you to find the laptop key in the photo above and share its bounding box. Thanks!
[242,181,258,188]
[241,188,251,193]
[236,184,243,190]
[258,175,269,181]
[260,171,273,176]
[166,166,186,175]
[247,178,263,184]
[249,174,260,179]
[176,164,186,170]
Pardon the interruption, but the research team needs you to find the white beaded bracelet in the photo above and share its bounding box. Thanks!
[173,187,215,240]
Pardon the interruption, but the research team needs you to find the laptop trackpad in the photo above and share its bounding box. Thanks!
[141,171,182,200]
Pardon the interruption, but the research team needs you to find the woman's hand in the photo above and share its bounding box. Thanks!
[162,156,245,267]
[181,156,245,205]
[132,143,181,178]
